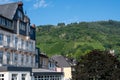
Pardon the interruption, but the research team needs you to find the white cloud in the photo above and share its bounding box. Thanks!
[33,0,48,9]
[0,0,13,4]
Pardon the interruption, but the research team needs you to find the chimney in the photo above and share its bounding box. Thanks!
[32,24,36,28]
[18,1,23,6]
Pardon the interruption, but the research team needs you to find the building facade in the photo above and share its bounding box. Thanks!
[51,55,76,80]
[0,1,36,68]
[0,2,63,80]
[39,53,49,69]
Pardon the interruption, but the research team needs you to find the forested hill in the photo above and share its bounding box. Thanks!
[36,20,120,58]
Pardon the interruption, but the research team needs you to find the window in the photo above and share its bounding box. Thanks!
[35,55,38,63]
[5,19,12,28]
[12,74,17,80]
[19,22,26,31]
[0,34,3,40]
[1,18,5,26]
[6,35,10,46]
[31,56,33,65]
[26,55,29,64]
[31,42,33,51]
[34,76,38,80]
[26,41,28,50]
[18,10,23,20]
[29,41,33,51]
[22,74,26,80]
[21,39,24,48]
[15,37,18,48]
[0,34,3,45]
[0,51,3,64]
[14,53,18,65]
[0,16,12,28]
[6,20,12,28]
[0,74,4,80]
[7,52,10,64]
[21,54,24,65]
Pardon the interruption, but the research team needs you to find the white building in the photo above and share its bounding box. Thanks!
[0,1,63,80]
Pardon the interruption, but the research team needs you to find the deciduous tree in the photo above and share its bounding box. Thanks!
[74,50,120,80]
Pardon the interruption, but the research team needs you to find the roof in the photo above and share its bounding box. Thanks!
[32,68,63,75]
[51,55,71,67]
[0,2,18,19]
[40,53,49,58]
[32,68,56,73]
[0,66,32,72]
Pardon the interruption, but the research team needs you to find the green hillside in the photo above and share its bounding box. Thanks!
[36,20,120,59]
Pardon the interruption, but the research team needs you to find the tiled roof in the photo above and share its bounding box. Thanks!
[0,2,18,19]
[51,55,71,67]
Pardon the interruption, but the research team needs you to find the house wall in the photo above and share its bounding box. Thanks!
[40,56,49,69]
[0,71,31,80]
[56,67,72,80]
[63,67,72,80]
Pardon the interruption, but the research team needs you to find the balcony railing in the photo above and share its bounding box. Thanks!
[0,40,11,47]
[0,40,35,53]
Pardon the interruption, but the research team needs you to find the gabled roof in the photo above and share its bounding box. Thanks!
[51,55,71,67]
[0,2,18,20]
[40,53,49,58]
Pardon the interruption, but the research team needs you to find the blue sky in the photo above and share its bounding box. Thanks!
[0,0,120,26]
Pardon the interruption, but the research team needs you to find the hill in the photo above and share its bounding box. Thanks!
[36,20,120,59]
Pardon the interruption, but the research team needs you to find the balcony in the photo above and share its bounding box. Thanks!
[0,40,15,49]
[0,40,10,47]
[0,40,35,54]
[18,43,35,53]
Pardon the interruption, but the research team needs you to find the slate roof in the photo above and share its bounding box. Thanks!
[0,2,18,20]
[51,55,71,67]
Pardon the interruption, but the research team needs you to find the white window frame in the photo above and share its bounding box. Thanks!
[12,74,17,80]
[0,74,4,80]
[21,74,26,80]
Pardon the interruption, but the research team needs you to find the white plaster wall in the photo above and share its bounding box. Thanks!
[0,30,36,68]
[8,71,31,80]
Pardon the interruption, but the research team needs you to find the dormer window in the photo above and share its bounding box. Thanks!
[18,10,23,20]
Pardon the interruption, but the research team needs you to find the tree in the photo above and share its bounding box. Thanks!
[57,23,65,27]
[73,50,120,80]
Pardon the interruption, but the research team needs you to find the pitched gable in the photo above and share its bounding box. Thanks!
[51,55,71,67]
[0,2,18,20]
